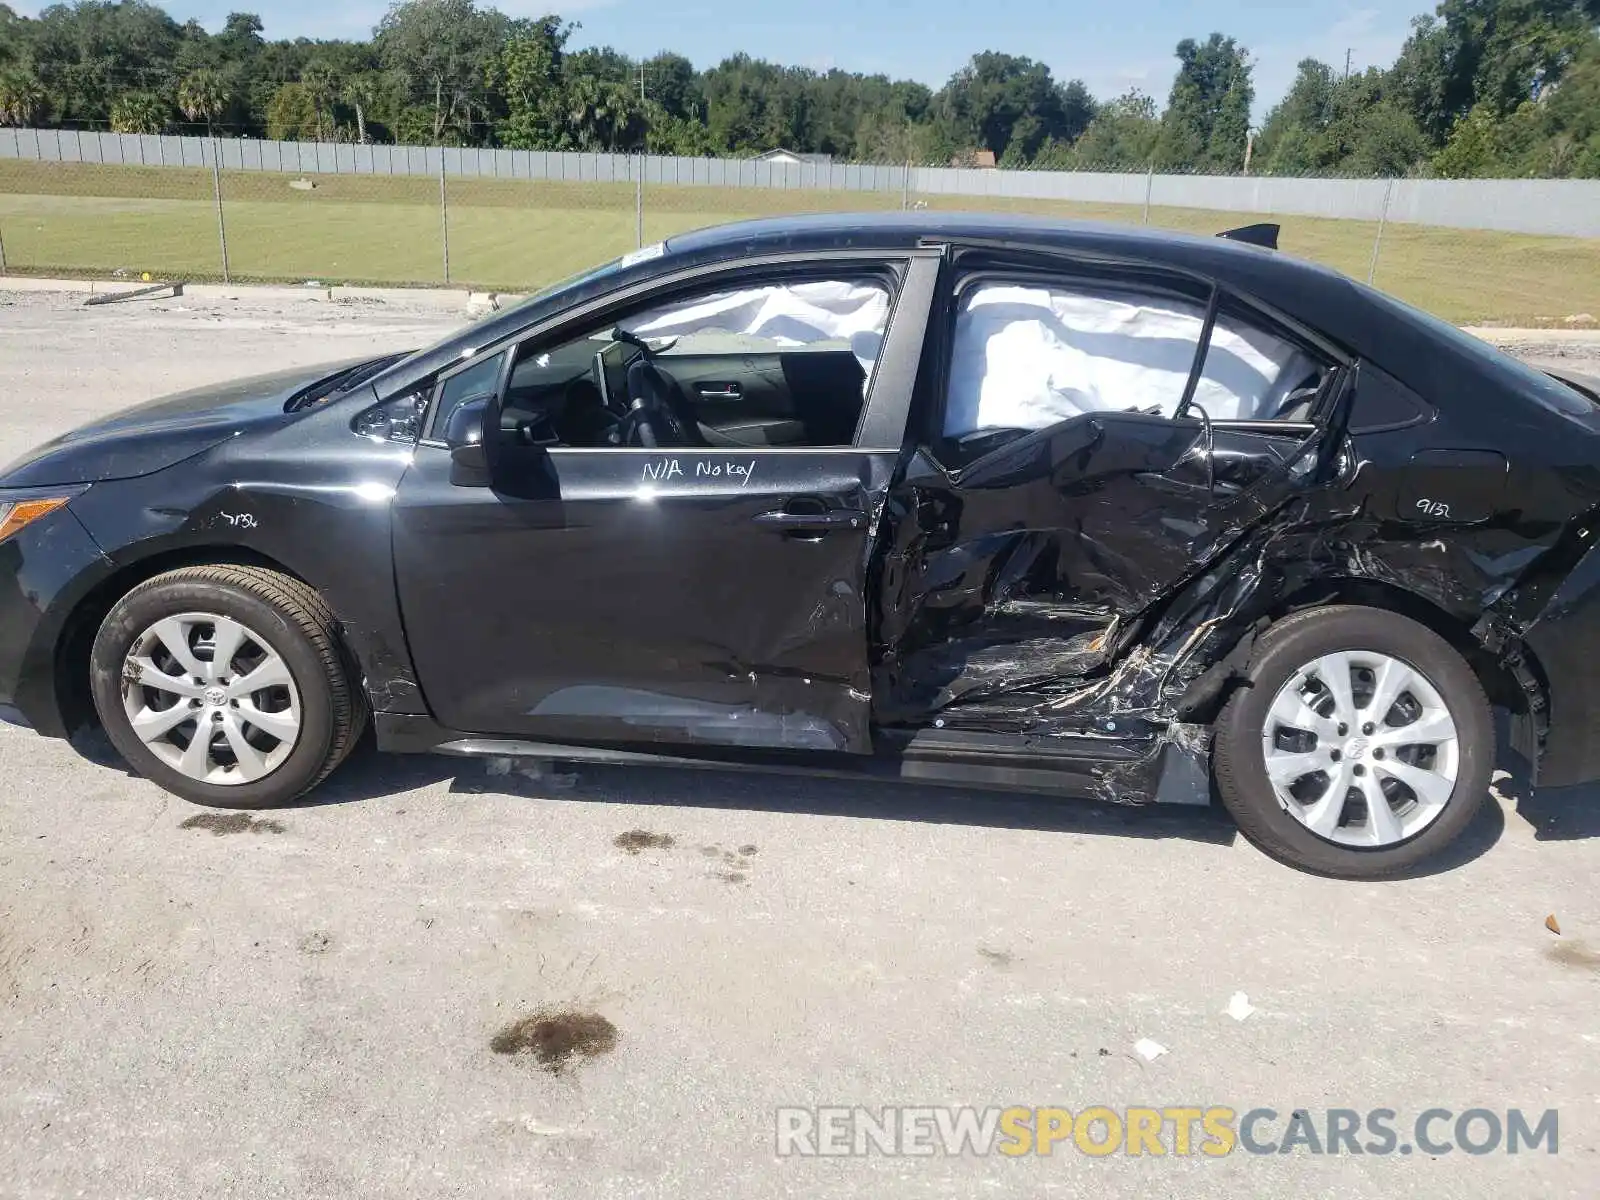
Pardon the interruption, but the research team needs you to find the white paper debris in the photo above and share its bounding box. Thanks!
[1225,992,1256,1021]
[1134,1038,1168,1062]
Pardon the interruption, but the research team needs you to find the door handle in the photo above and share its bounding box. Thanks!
[696,383,743,401]
[753,508,867,534]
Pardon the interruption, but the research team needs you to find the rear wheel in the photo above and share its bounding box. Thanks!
[1213,605,1493,878]
[89,565,367,809]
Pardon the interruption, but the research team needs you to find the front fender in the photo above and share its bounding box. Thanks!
[0,500,115,736]
[65,416,428,717]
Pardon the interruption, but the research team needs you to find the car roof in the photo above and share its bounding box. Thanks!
[368,212,1576,433]
[663,213,1593,425]
[666,210,1355,300]
[668,209,1269,259]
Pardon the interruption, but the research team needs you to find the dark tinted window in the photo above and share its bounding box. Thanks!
[1348,364,1430,433]
[429,351,508,440]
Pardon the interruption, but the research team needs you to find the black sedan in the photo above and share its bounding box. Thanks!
[3,213,1597,878]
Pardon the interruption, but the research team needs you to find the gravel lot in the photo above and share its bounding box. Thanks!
[2,284,1599,1199]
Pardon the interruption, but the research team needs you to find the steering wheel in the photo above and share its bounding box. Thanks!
[625,358,706,447]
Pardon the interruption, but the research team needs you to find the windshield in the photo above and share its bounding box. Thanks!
[362,242,674,401]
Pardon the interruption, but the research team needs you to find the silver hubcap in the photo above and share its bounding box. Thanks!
[1261,650,1460,847]
[121,612,302,786]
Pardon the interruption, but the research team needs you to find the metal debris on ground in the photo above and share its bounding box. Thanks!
[83,281,186,307]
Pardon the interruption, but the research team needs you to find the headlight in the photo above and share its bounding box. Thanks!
[0,496,76,544]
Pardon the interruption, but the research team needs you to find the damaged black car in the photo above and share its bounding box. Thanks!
[3,212,1598,878]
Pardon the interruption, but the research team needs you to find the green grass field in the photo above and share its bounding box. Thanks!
[1,159,1596,324]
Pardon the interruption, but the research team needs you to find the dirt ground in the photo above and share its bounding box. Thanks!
[1472,328,1600,377]
[1,284,1598,1199]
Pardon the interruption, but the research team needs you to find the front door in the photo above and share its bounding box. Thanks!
[390,254,939,753]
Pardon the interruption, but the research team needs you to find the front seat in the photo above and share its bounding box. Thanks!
[625,359,707,448]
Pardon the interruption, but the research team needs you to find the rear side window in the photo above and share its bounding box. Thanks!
[1347,363,1431,433]
[943,281,1205,437]
[942,279,1335,442]
[1192,308,1334,422]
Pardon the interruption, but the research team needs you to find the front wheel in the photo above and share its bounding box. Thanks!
[1213,605,1494,878]
[89,565,367,809]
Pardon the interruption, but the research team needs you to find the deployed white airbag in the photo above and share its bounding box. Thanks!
[944,282,1312,436]
[627,280,891,376]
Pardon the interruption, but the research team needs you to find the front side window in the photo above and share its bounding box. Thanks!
[430,350,508,442]
[498,276,892,451]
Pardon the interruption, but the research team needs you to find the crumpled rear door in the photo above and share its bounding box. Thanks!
[874,411,1327,726]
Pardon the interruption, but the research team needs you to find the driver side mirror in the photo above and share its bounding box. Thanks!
[445,395,492,487]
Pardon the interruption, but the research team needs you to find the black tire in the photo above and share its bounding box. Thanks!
[1213,605,1493,879]
[89,565,368,809]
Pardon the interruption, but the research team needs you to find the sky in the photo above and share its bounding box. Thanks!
[7,0,1425,123]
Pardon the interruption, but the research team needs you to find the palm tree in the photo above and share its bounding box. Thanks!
[110,92,169,135]
[342,73,379,145]
[563,75,606,149]
[565,76,642,151]
[176,68,229,139]
[0,69,45,127]
[300,63,339,142]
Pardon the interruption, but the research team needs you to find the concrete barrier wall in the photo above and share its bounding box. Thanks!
[4,127,1598,237]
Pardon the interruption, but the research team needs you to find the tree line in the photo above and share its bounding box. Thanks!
[0,0,1595,178]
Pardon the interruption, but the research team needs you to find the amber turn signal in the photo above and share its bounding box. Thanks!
[0,496,75,545]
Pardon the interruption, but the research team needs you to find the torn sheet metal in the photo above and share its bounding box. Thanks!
[871,380,1600,801]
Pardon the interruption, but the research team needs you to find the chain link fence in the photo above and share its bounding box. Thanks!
[1,137,1597,326]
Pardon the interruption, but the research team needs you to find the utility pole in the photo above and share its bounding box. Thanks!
[1343,48,1353,82]
[210,137,230,283]
[1243,130,1256,176]
[636,154,644,249]
[439,153,450,285]
[1368,178,1395,285]
[636,64,647,250]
